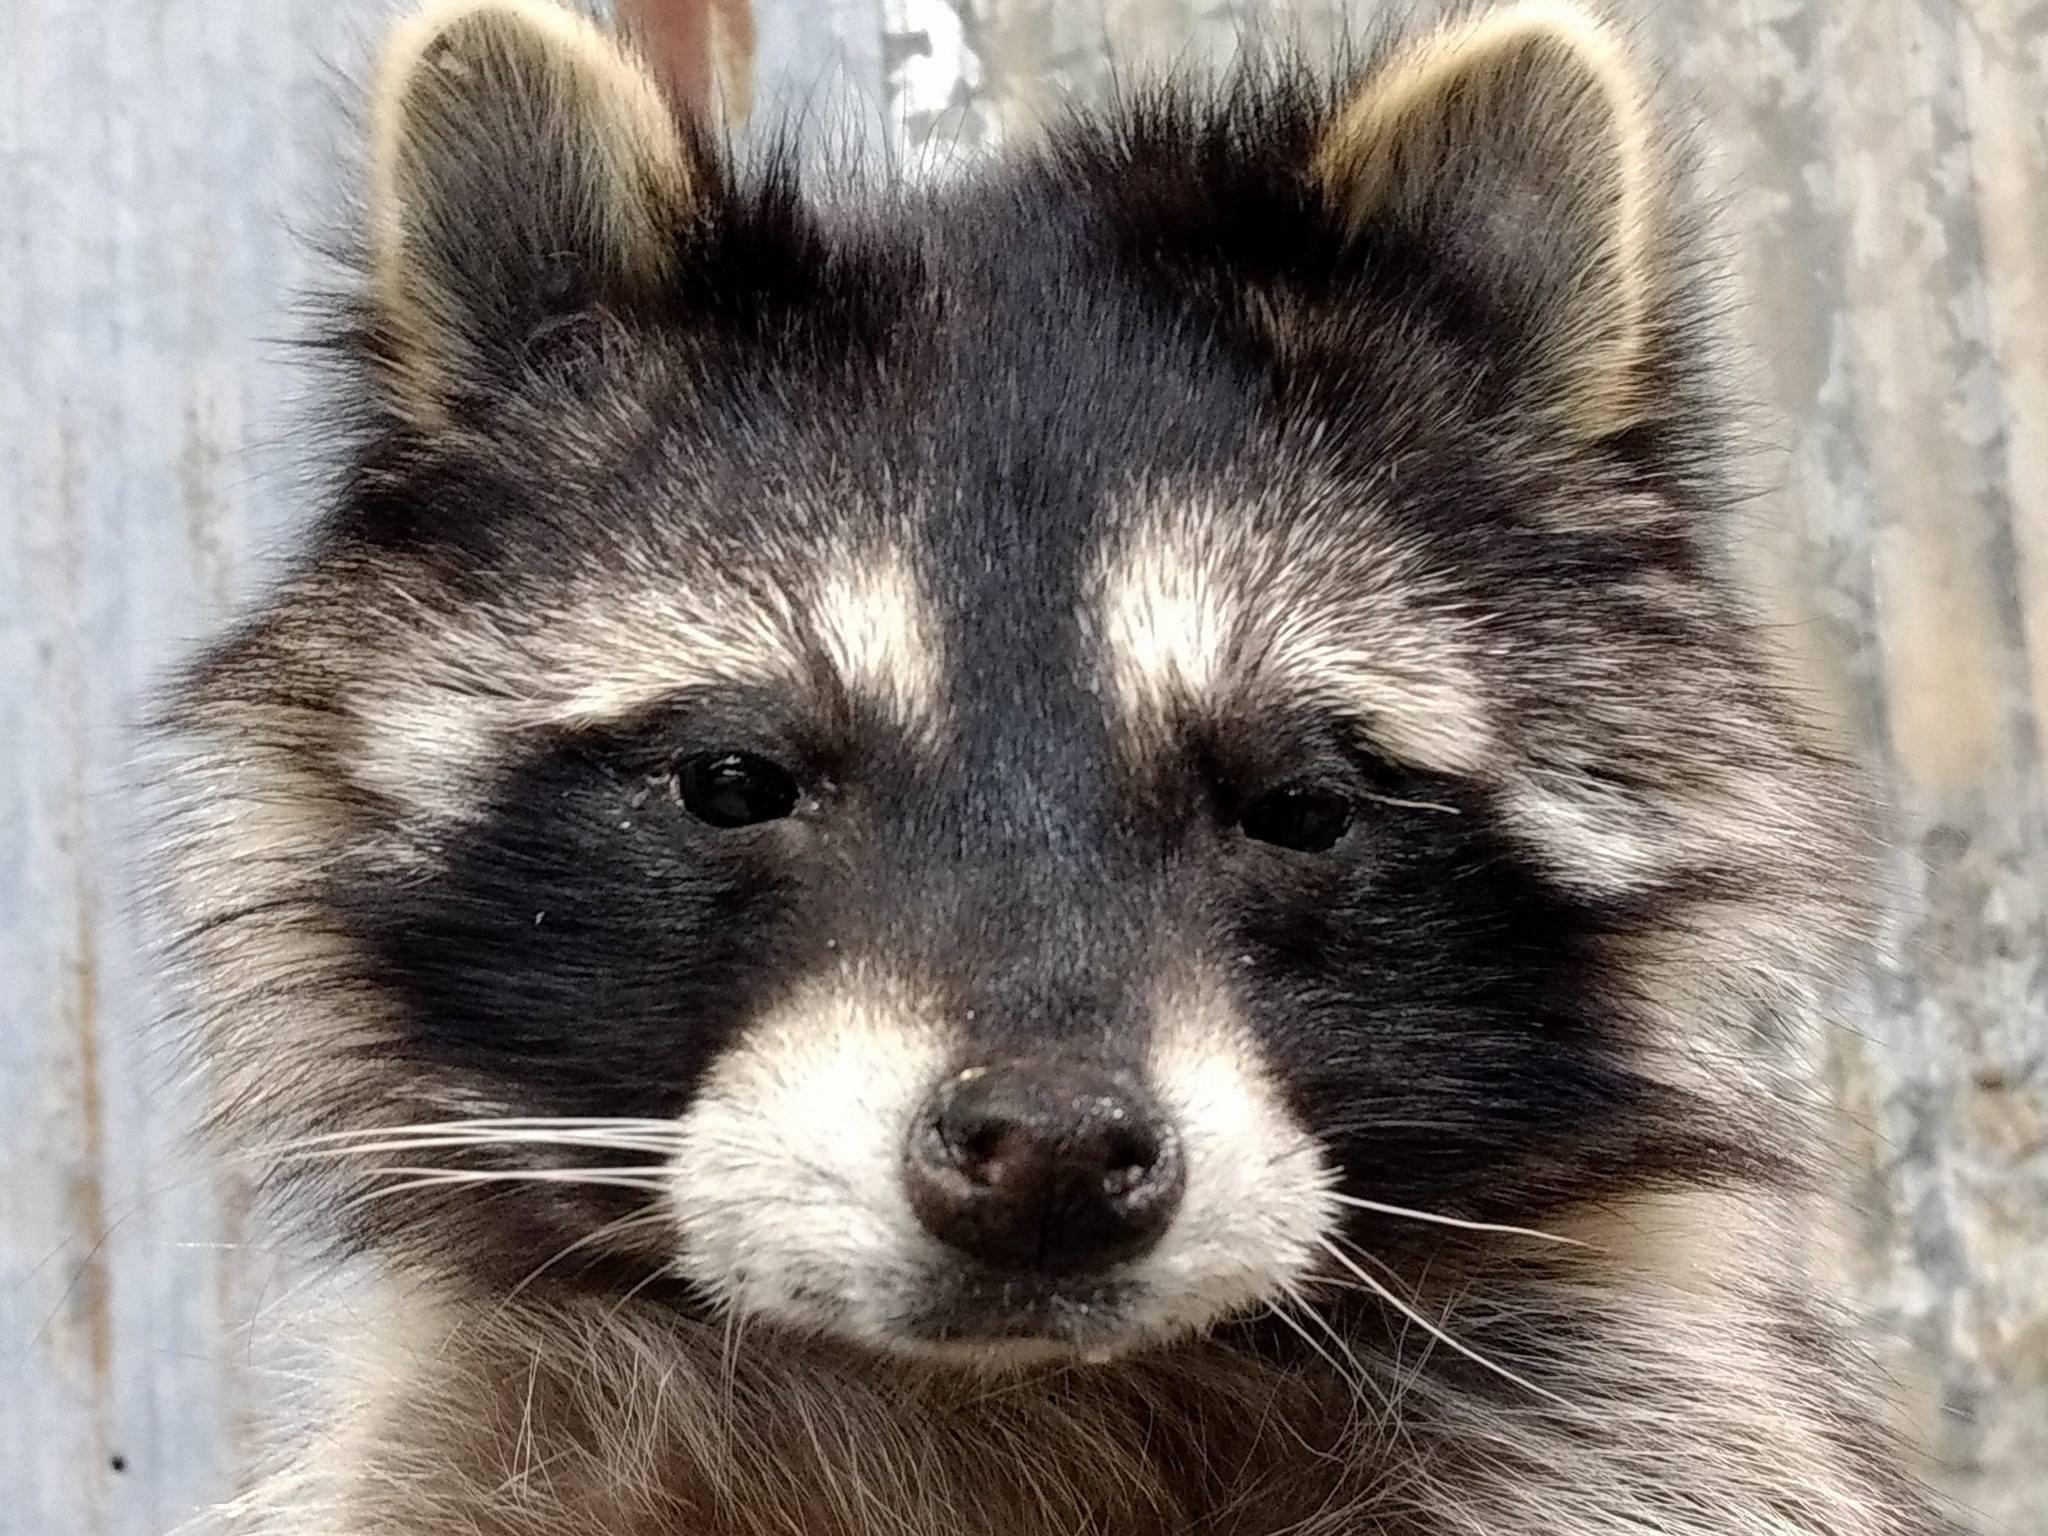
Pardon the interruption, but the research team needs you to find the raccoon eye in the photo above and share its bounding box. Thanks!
[1240,784,1353,853]
[675,751,801,829]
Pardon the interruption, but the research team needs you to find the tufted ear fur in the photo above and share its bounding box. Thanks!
[1313,3,1665,438]
[366,0,698,421]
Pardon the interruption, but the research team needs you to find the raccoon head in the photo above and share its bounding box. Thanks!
[158,0,1866,1368]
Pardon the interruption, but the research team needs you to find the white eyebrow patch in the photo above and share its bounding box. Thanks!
[344,541,947,824]
[1094,523,1242,739]
[1087,486,1495,776]
[1259,611,1496,776]
[347,574,810,819]
[808,551,950,745]
[541,582,811,725]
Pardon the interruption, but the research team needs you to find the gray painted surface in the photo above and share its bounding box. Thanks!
[2,1,2042,1532]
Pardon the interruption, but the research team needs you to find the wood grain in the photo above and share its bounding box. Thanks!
[3,1,2040,1531]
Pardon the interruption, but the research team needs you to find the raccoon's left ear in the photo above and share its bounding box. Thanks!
[1314,3,1664,437]
[365,0,699,421]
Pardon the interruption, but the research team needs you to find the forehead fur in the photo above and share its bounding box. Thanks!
[276,1,1731,804]
[1090,473,1496,777]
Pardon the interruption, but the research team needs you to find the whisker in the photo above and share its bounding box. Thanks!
[1358,791,1460,816]
[277,1131,682,1163]
[266,1117,685,1151]
[1291,1270,1443,1464]
[718,1296,749,1430]
[1314,1234,1573,1410]
[365,1165,670,1185]
[1326,1194,1585,1247]
[341,1168,668,1215]
[1268,1281,1387,1428]
[500,1208,675,1314]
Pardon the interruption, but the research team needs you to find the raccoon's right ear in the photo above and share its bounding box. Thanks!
[1313,3,1664,438]
[365,0,698,421]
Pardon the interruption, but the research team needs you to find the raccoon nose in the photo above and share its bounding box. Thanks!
[905,1060,1183,1274]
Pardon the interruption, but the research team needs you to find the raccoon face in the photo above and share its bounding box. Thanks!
[160,0,1858,1367]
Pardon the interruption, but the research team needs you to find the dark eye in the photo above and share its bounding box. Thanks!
[1240,784,1353,852]
[675,751,801,829]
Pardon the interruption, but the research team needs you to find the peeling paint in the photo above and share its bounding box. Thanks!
[179,394,229,609]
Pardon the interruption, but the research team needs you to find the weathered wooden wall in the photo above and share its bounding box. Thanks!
[3,1,2043,1532]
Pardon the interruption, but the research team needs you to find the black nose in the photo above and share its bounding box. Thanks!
[905,1060,1183,1274]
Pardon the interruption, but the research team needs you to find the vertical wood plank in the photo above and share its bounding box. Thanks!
[1805,5,2048,1524]
[3,4,368,1532]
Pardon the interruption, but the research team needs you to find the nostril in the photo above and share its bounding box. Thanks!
[905,1059,1185,1274]
[1097,1126,1161,1195]
[939,1112,1016,1182]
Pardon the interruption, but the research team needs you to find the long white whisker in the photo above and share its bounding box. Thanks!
[346,1118,680,1135]
[278,1131,682,1162]
[1357,790,1461,816]
[1269,1282,1386,1427]
[1293,1268,1441,1464]
[266,1117,684,1150]
[1314,1235,1572,1409]
[315,1128,680,1144]
[1326,1194,1584,1247]
[342,1168,668,1215]
[365,1166,670,1185]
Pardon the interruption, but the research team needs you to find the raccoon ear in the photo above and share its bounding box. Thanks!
[1314,3,1662,437]
[366,0,697,420]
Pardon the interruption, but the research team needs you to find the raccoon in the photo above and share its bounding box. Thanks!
[153,2,1958,1533]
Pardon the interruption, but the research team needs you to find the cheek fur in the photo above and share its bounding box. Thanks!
[1139,975,1338,1329]
[663,969,957,1337]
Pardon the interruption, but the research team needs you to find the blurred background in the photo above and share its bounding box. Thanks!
[3,1,2044,1532]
